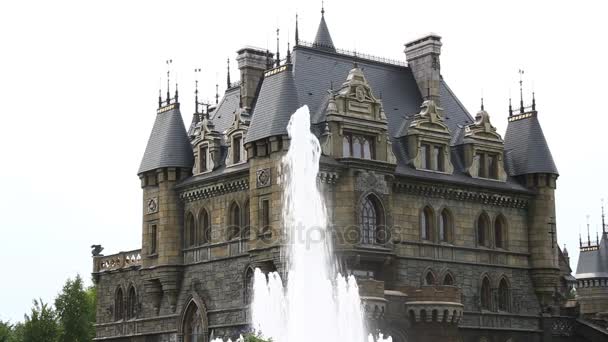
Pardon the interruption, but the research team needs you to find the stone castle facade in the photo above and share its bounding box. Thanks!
[91,9,598,342]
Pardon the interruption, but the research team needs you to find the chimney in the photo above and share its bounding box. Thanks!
[236,47,274,110]
[404,34,442,103]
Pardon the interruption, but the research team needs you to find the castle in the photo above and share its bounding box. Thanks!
[91,8,602,342]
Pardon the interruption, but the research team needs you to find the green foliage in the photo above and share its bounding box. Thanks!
[0,321,13,342]
[22,299,58,342]
[243,333,271,342]
[54,275,96,342]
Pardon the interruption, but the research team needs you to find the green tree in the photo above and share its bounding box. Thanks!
[22,299,58,342]
[0,320,13,342]
[10,323,24,342]
[54,275,95,342]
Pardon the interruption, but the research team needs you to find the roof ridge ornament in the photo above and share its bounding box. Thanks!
[166,59,172,105]
[226,58,231,88]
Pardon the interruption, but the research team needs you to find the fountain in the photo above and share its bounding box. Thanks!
[249,106,391,342]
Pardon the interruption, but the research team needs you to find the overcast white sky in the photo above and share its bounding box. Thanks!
[1,0,607,323]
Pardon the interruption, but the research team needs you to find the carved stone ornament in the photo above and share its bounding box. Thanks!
[146,197,158,214]
[256,168,272,188]
[355,171,389,194]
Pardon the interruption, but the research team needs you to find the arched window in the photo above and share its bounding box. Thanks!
[342,136,351,157]
[199,209,211,244]
[480,276,491,310]
[420,206,433,241]
[353,136,362,158]
[495,215,506,249]
[360,195,385,245]
[183,302,203,342]
[424,271,436,285]
[477,213,490,247]
[244,268,254,304]
[242,200,250,240]
[114,287,124,321]
[443,273,454,286]
[126,286,137,319]
[498,278,510,311]
[228,202,241,240]
[439,209,451,242]
[186,212,196,247]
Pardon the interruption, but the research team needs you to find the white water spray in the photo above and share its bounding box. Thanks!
[250,106,391,342]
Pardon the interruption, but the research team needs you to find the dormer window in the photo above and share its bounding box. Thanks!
[476,152,498,179]
[232,135,242,164]
[420,143,445,172]
[199,145,208,172]
[342,133,374,160]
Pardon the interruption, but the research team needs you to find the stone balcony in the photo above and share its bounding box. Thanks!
[358,279,388,319]
[398,285,463,324]
[93,249,142,273]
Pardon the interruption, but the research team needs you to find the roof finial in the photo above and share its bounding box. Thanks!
[158,82,162,108]
[597,230,600,246]
[276,28,281,67]
[602,199,606,235]
[226,58,231,88]
[286,41,292,64]
[295,13,299,45]
[194,68,201,113]
[215,83,219,104]
[579,232,582,249]
[175,80,179,103]
[587,214,591,247]
[166,59,172,104]
[321,0,325,16]
[509,97,513,116]
[518,69,524,114]
[532,91,536,111]
[481,97,485,111]
[266,49,272,70]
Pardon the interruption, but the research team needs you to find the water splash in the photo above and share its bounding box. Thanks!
[251,106,391,342]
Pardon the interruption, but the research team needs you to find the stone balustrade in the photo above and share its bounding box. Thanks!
[358,279,387,319]
[183,239,249,264]
[93,250,142,273]
[398,285,464,324]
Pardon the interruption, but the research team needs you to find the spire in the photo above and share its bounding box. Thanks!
[519,69,524,114]
[226,58,231,88]
[166,59,172,104]
[602,199,606,235]
[286,41,292,64]
[158,88,162,108]
[194,68,201,114]
[321,0,325,16]
[266,49,272,70]
[295,13,299,45]
[580,232,582,249]
[276,28,281,67]
[313,3,336,51]
[215,83,219,104]
[508,98,513,116]
[532,91,536,111]
[587,215,591,247]
[481,97,485,111]
[175,82,179,103]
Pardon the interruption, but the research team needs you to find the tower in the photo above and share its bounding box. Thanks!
[504,93,559,311]
[138,80,194,313]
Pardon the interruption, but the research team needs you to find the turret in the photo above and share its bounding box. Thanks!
[138,82,194,313]
[504,92,559,311]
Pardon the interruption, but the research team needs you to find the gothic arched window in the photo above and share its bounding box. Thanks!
[498,278,510,311]
[477,213,490,247]
[228,202,241,240]
[495,215,506,249]
[186,212,196,247]
[343,136,351,157]
[439,209,452,243]
[114,287,124,321]
[481,276,491,310]
[420,206,434,241]
[360,195,385,245]
[244,268,254,304]
[183,302,203,342]
[424,271,436,285]
[126,286,137,320]
[443,273,454,286]
[199,209,211,244]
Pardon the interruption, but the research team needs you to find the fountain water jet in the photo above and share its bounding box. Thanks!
[250,105,391,342]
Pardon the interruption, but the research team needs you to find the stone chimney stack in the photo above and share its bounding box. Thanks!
[236,47,273,110]
[405,34,442,103]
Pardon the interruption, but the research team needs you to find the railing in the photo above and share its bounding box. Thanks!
[297,40,408,67]
[183,239,249,264]
[94,250,142,273]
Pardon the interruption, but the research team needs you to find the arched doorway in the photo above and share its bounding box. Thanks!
[183,301,206,342]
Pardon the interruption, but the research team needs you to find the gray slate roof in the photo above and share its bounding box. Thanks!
[211,86,241,134]
[245,65,300,143]
[138,104,194,174]
[504,112,558,176]
[313,14,335,51]
[576,234,608,279]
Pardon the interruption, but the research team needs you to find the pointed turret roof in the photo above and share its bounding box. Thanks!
[138,103,194,174]
[313,8,336,51]
[576,233,608,279]
[245,65,300,143]
[504,111,558,176]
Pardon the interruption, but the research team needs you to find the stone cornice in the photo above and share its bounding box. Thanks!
[180,177,249,202]
[393,181,529,209]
